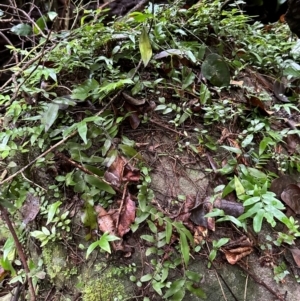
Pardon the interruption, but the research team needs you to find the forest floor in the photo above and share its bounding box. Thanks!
[1,1,300,301]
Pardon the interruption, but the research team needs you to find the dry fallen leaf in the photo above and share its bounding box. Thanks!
[95,205,116,235]
[20,193,40,225]
[270,175,297,199]
[223,247,253,265]
[123,164,140,182]
[175,195,195,222]
[124,103,140,129]
[222,237,253,264]
[281,184,300,214]
[290,248,300,268]
[104,156,125,187]
[117,194,136,237]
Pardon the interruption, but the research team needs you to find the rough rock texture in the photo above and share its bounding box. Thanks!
[285,0,300,37]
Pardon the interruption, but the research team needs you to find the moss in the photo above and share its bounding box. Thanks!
[42,243,77,288]
[82,269,128,301]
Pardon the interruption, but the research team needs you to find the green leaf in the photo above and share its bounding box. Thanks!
[145,247,157,256]
[239,202,263,220]
[119,144,143,160]
[0,257,16,275]
[243,196,261,206]
[83,165,104,177]
[247,167,267,179]
[222,178,235,197]
[72,79,99,101]
[84,174,115,194]
[42,103,60,132]
[47,201,62,225]
[103,149,118,167]
[33,15,47,34]
[241,134,253,147]
[99,79,133,94]
[253,209,265,233]
[217,215,245,228]
[98,236,111,253]
[186,271,201,282]
[182,67,195,89]
[178,111,191,125]
[200,83,211,104]
[169,289,185,301]
[140,274,152,282]
[201,53,230,87]
[214,237,229,248]
[141,234,155,243]
[30,230,47,240]
[77,121,88,144]
[163,278,185,299]
[0,199,15,209]
[139,26,152,67]
[81,198,97,229]
[86,240,99,258]
[102,139,111,156]
[234,176,245,196]
[161,267,169,283]
[147,220,158,234]
[165,220,172,244]
[259,137,274,156]
[208,249,217,262]
[47,11,58,21]
[3,237,15,261]
[186,281,206,299]
[152,280,164,296]
[221,145,242,154]
[10,23,32,36]
[42,226,50,236]
[180,232,190,266]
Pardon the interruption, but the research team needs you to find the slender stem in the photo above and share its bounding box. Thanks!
[0,205,36,301]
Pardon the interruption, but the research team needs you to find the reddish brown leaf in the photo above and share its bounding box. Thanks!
[281,184,300,214]
[290,248,300,267]
[123,164,140,182]
[20,193,40,225]
[95,205,116,235]
[270,175,297,199]
[246,95,272,116]
[194,226,207,245]
[117,194,136,237]
[104,155,141,187]
[285,134,300,154]
[223,247,253,265]
[104,156,125,187]
[175,195,195,222]
[124,103,140,129]
[0,266,8,281]
[223,237,253,264]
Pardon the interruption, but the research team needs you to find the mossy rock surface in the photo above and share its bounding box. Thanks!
[82,268,129,301]
[42,243,77,290]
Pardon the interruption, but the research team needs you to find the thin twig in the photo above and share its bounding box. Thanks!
[150,118,188,137]
[116,182,128,229]
[0,205,36,301]
[237,262,286,301]
[0,131,77,186]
